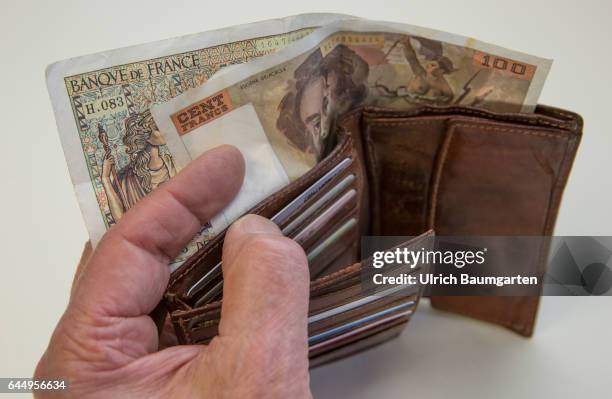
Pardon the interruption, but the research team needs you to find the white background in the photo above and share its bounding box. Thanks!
[1,0,611,397]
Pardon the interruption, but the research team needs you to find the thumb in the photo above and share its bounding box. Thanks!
[220,214,310,340]
[216,215,310,391]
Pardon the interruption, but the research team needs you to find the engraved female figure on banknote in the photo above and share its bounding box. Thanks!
[101,110,176,222]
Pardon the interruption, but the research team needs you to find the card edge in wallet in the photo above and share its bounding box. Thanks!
[166,130,357,301]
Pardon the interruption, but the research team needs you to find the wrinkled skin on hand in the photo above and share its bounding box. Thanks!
[35,145,312,398]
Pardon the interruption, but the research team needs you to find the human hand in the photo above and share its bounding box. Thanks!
[35,145,312,398]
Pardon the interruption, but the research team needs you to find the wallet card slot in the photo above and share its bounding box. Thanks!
[169,132,355,298]
[179,263,367,338]
[185,177,359,307]
[273,157,354,226]
[309,270,418,319]
[180,228,429,326]
[178,283,400,341]
[308,218,358,278]
[191,214,360,308]
[309,293,417,339]
[309,322,406,367]
[309,285,408,324]
[174,135,358,305]
[307,218,357,265]
[308,300,415,346]
[274,157,359,236]
[193,279,224,308]
[172,232,430,345]
[179,303,413,349]
[282,173,356,236]
[180,286,417,345]
[293,190,357,250]
[186,260,222,297]
[309,313,410,360]
[311,242,358,279]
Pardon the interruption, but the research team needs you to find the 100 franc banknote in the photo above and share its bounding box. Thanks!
[46,13,355,269]
[152,19,552,233]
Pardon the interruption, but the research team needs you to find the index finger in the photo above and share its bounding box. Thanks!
[72,145,245,318]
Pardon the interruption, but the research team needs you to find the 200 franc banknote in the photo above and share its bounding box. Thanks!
[152,19,552,234]
[46,13,356,269]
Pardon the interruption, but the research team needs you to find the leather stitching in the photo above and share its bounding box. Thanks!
[369,121,571,140]
[363,105,577,129]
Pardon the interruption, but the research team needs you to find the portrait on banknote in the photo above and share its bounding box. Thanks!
[277,44,369,160]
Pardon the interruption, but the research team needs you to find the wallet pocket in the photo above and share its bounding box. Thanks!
[308,217,359,278]
[165,127,367,312]
[355,105,582,336]
[167,231,433,366]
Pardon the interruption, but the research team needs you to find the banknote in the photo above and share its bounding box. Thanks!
[46,13,356,269]
[153,18,552,188]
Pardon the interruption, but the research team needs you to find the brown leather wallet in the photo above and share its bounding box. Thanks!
[163,104,582,365]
